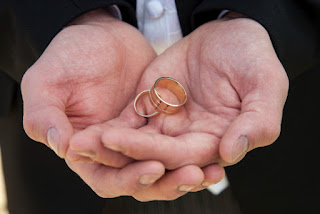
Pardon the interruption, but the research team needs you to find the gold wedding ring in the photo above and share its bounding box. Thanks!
[134,77,187,118]
[134,90,159,118]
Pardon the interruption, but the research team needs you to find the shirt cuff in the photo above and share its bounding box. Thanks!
[207,175,229,195]
[217,10,230,19]
[106,5,122,20]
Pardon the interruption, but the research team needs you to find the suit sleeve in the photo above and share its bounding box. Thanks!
[183,0,320,80]
[0,0,136,82]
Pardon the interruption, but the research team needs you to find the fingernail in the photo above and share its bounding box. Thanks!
[201,182,212,187]
[75,151,96,159]
[67,155,94,163]
[139,174,161,185]
[47,127,60,156]
[104,144,127,155]
[178,185,197,192]
[232,135,249,162]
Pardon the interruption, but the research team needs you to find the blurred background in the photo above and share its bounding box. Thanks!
[0,148,9,214]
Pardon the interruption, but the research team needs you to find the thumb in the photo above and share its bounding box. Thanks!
[219,110,281,165]
[219,62,289,165]
[23,105,73,158]
[21,72,73,158]
[219,76,288,165]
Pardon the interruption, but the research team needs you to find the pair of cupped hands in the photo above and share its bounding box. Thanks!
[21,9,288,201]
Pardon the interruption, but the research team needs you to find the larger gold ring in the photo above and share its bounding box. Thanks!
[149,77,187,114]
[134,77,187,118]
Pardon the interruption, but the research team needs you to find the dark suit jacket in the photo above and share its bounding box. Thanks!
[1,1,320,214]
[1,0,320,82]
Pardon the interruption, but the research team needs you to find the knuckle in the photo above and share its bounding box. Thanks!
[94,189,111,198]
[92,187,106,198]
[127,183,144,196]
[165,191,185,201]
[101,154,133,169]
[91,183,116,198]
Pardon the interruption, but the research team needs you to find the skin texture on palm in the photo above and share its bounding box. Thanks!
[21,9,157,159]
[67,17,289,201]
[104,17,289,166]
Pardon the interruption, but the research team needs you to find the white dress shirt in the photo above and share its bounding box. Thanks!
[136,0,182,55]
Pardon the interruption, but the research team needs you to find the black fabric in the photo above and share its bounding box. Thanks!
[10,0,136,53]
[103,187,241,214]
[0,8,38,82]
[0,72,17,116]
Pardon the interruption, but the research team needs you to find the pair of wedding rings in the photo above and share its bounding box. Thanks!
[134,77,187,118]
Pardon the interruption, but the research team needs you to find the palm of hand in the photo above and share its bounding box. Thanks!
[22,17,156,157]
[50,22,157,130]
[127,41,241,168]
[101,18,288,167]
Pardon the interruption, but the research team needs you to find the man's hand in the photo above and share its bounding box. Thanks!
[21,9,156,161]
[100,17,290,166]
[69,17,289,187]
[37,15,289,201]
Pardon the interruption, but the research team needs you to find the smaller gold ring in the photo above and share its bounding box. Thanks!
[134,90,159,118]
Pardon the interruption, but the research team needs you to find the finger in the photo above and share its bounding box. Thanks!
[67,124,134,168]
[23,104,73,158]
[133,165,204,201]
[67,105,147,166]
[65,160,165,198]
[190,164,225,192]
[106,102,147,129]
[219,88,288,164]
[21,70,74,158]
[101,127,220,169]
[66,149,95,163]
